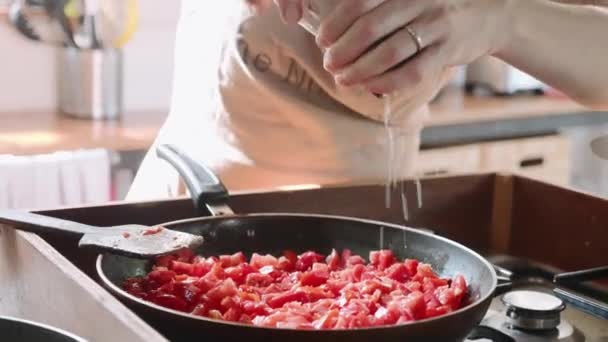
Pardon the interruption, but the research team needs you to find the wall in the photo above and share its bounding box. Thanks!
[0,0,181,114]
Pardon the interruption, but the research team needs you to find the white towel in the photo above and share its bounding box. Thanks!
[32,153,62,208]
[75,149,111,205]
[0,155,12,208]
[4,155,35,209]
[0,149,112,209]
[55,151,83,206]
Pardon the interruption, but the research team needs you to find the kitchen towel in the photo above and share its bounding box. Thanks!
[0,149,111,210]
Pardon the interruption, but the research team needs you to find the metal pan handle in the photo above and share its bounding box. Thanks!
[156,144,234,216]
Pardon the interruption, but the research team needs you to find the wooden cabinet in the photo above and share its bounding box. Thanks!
[417,135,571,186]
[480,135,571,186]
[416,145,481,177]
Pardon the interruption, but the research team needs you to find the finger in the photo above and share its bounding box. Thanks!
[323,0,428,72]
[316,0,386,48]
[335,15,447,86]
[274,0,304,25]
[364,44,443,95]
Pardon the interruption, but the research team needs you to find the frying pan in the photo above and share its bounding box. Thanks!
[97,144,500,342]
[0,316,88,342]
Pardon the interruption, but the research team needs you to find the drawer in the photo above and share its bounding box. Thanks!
[416,145,481,177]
[480,135,571,185]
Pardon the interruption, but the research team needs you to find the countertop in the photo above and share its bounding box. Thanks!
[0,111,165,155]
[0,88,600,155]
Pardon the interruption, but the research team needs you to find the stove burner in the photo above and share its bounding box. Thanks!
[502,291,567,331]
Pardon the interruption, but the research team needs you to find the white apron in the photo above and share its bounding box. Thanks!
[127,1,443,201]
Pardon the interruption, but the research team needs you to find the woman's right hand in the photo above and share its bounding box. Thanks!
[273,0,305,24]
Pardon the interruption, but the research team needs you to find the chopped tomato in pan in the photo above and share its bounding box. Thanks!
[124,249,468,329]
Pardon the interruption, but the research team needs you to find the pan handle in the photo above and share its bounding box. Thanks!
[156,144,234,216]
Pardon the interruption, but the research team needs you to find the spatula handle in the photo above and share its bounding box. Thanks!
[0,210,97,236]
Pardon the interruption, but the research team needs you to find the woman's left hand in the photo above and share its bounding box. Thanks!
[317,0,512,94]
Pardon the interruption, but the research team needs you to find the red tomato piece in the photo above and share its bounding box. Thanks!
[170,261,194,275]
[265,291,307,309]
[300,269,329,287]
[387,263,410,282]
[325,249,341,271]
[295,251,325,271]
[219,252,246,268]
[251,253,279,269]
[245,273,274,287]
[152,294,188,312]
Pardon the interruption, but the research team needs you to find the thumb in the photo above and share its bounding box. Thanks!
[274,0,304,25]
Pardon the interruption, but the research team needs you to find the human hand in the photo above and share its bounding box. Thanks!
[273,0,306,24]
[316,0,512,94]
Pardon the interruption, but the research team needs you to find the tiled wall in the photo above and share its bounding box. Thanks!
[0,0,181,114]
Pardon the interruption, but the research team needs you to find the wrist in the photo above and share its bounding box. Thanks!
[490,0,523,58]
[491,0,551,60]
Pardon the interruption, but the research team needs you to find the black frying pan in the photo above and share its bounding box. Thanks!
[0,316,87,342]
[97,144,499,342]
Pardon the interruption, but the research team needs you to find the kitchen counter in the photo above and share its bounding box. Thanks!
[0,111,166,155]
[0,88,602,155]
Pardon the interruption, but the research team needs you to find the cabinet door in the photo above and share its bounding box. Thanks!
[416,145,482,177]
[480,135,571,185]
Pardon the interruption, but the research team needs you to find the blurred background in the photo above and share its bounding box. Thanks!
[1,0,608,211]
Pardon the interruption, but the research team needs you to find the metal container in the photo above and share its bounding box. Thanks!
[57,47,123,120]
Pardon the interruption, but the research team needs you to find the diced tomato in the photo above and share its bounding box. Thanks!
[191,259,213,277]
[346,255,366,266]
[219,252,246,268]
[208,309,223,320]
[283,250,298,264]
[426,305,452,318]
[176,248,195,262]
[155,255,176,268]
[125,248,469,330]
[374,306,400,325]
[239,314,253,324]
[387,263,411,282]
[295,251,325,271]
[300,269,329,287]
[223,307,242,322]
[325,249,341,271]
[299,286,331,302]
[152,294,187,312]
[414,263,437,281]
[402,291,426,319]
[191,303,208,316]
[276,256,294,271]
[170,260,194,275]
[370,250,396,271]
[251,253,279,269]
[361,279,393,294]
[207,279,238,304]
[404,259,419,276]
[241,301,270,316]
[313,309,339,329]
[246,273,274,287]
[147,269,176,285]
[266,291,307,309]
[325,279,348,295]
[173,282,202,304]
[451,275,468,299]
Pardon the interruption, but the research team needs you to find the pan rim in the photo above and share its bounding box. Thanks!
[97,212,497,333]
[0,315,89,342]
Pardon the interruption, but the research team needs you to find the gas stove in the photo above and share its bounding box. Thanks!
[465,257,608,342]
